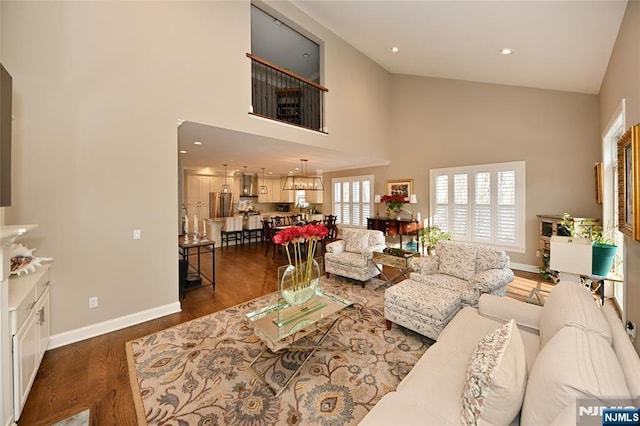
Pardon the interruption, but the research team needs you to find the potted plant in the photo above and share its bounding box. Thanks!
[560,213,617,276]
[418,226,452,255]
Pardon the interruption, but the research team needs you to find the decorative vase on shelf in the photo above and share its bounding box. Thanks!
[278,257,321,306]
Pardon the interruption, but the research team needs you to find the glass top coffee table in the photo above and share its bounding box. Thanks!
[245,289,353,396]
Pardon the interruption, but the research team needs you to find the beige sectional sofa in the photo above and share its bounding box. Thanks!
[360,281,640,425]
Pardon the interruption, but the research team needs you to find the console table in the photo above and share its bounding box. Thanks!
[178,237,215,299]
[367,217,424,251]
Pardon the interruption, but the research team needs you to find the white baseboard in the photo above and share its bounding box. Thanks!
[510,262,539,273]
[48,302,182,349]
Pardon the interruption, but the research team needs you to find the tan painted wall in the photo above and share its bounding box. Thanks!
[0,1,390,336]
[599,0,640,352]
[326,76,602,267]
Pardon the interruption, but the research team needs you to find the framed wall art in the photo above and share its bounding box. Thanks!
[386,179,414,200]
[617,124,640,240]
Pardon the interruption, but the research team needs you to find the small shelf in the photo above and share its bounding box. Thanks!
[276,88,301,125]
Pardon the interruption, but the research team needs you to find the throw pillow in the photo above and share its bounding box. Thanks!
[461,319,527,426]
[437,241,477,281]
[344,229,369,253]
[475,245,509,271]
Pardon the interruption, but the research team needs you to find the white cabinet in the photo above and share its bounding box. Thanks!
[186,174,213,219]
[258,178,283,203]
[305,190,323,204]
[279,177,293,203]
[9,265,51,420]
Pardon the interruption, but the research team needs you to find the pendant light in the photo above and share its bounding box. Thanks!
[221,163,231,194]
[259,167,268,194]
[282,159,324,191]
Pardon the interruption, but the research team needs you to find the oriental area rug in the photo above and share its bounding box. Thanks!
[126,278,432,425]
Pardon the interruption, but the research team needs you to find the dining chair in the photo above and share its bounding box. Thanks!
[272,216,285,227]
[262,219,279,258]
[324,214,337,227]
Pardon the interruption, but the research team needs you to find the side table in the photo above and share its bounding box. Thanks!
[372,250,418,284]
[178,237,215,299]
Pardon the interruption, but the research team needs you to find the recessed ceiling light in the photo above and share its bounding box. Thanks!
[302,53,310,59]
[500,48,513,55]
[274,19,282,26]
[193,141,202,145]
[179,150,187,154]
[391,47,399,53]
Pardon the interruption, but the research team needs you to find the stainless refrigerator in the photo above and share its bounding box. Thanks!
[210,192,233,218]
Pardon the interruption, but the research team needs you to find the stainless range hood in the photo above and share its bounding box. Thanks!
[240,173,259,197]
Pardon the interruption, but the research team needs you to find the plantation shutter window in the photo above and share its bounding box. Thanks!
[332,175,374,227]
[430,161,525,252]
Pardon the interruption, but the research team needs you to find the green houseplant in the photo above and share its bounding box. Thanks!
[418,226,452,255]
[560,213,617,276]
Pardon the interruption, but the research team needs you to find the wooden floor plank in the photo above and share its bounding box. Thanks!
[17,242,552,425]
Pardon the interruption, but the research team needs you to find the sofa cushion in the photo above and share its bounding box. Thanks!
[602,303,640,404]
[343,229,369,253]
[409,273,477,306]
[476,245,509,271]
[520,326,631,426]
[461,319,527,426]
[539,281,612,348]
[361,342,470,425]
[324,251,369,268]
[437,241,477,281]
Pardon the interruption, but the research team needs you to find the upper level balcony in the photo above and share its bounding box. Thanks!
[248,53,328,133]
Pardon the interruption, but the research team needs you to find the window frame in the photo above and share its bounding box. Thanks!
[430,161,526,252]
[332,174,374,228]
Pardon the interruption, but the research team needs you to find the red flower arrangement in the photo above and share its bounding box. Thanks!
[274,224,329,288]
[380,194,406,211]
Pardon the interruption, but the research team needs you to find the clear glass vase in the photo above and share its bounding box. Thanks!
[278,257,321,306]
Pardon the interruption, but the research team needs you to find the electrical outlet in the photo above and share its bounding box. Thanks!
[133,229,141,240]
[89,296,98,309]
[536,250,540,258]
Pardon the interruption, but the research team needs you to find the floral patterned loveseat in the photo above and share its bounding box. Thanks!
[409,240,515,308]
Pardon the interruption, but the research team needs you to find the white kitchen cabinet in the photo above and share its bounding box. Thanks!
[305,190,323,204]
[258,177,282,203]
[279,177,293,203]
[186,174,213,219]
[9,265,51,420]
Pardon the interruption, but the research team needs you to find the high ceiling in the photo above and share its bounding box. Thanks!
[293,0,627,94]
[179,0,628,175]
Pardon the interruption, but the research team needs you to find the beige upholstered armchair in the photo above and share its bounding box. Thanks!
[409,240,514,307]
[324,228,386,287]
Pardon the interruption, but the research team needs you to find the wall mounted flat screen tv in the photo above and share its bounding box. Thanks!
[0,63,12,207]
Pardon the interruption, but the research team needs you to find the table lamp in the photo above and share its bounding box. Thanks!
[374,194,382,218]
[409,194,418,220]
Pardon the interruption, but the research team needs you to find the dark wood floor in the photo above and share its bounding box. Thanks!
[18,242,552,425]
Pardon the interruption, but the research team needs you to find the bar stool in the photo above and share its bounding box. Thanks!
[221,216,243,247]
[243,215,263,245]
